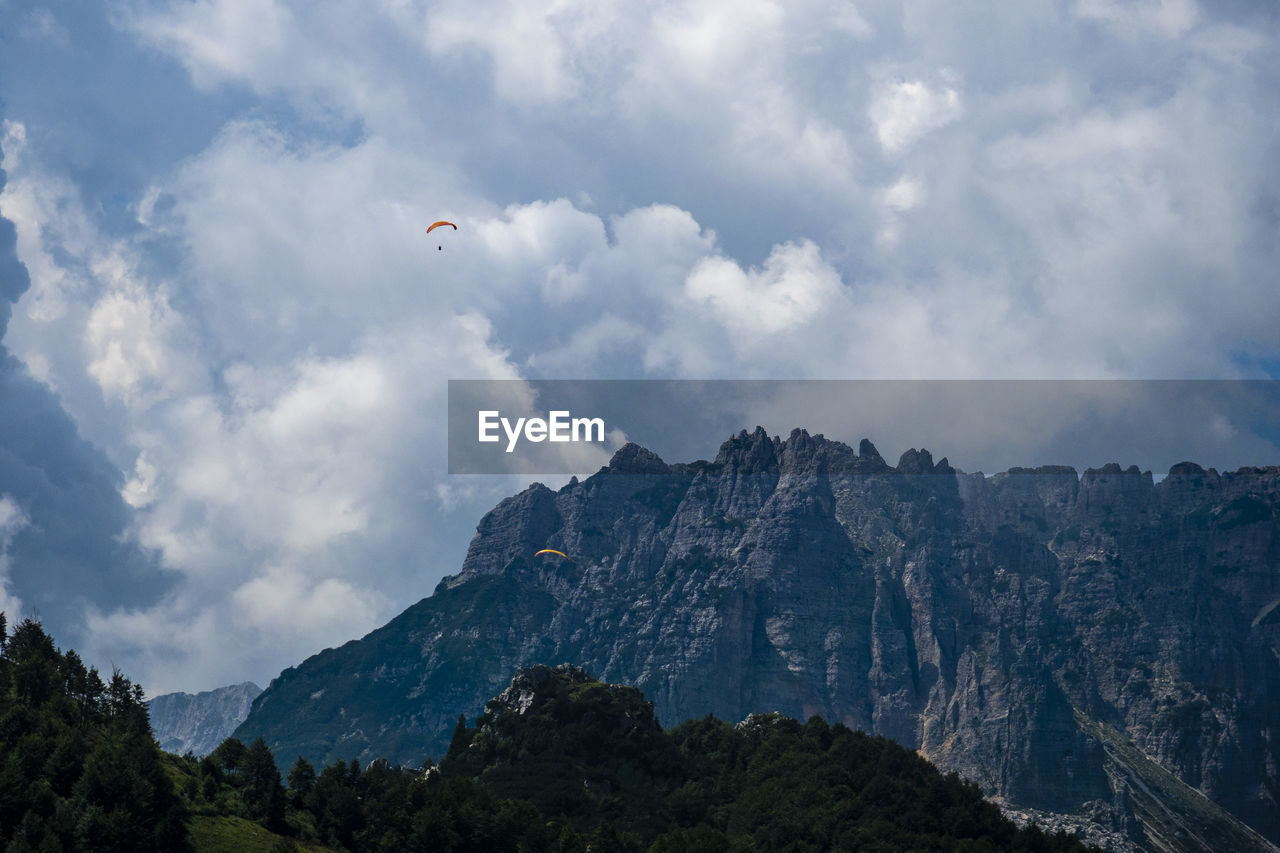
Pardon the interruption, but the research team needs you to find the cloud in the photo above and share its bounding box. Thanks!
[869,73,963,154]
[127,0,296,90]
[685,241,845,337]
[1074,0,1199,41]
[415,0,618,105]
[85,266,200,406]
[0,494,29,622]
[2,0,1279,695]
[0,129,176,649]
[476,198,609,301]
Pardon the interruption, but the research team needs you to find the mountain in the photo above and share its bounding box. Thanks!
[236,428,1280,851]
[149,681,262,756]
[176,662,1096,851]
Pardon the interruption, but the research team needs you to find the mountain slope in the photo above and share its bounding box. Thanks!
[236,428,1280,850]
[148,681,262,756]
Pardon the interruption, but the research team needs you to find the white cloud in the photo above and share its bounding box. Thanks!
[524,314,646,374]
[0,495,29,623]
[232,566,388,638]
[1,122,95,325]
[685,240,846,337]
[882,175,925,212]
[877,174,926,248]
[122,453,159,509]
[130,314,516,570]
[85,266,198,406]
[1189,24,1269,67]
[869,74,963,155]
[1074,0,1199,41]
[126,0,296,90]
[416,0,616,104]
[477,198,608,300]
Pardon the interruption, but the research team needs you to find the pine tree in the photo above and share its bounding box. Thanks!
[243,738,287,831]
[211,737,249,776]
[288,756,317,805]
[0,610,10,696]
[9,619,58,706]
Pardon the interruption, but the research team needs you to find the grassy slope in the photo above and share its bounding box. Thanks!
[189,816,337,853]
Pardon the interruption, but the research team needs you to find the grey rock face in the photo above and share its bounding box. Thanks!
[149,682,262,756]
[491,663,592,716]
[237,429,1280,851]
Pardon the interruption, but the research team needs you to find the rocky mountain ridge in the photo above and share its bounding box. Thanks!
[236,428,1280,851]
[149,681,262,756]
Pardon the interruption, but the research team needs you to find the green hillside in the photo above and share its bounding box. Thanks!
[0,615,189,851]
[2,616,1098,852]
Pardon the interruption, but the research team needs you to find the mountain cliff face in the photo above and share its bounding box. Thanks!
[236,429,1280,850]
[149,681,262,756]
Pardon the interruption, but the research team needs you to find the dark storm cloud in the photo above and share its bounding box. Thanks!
[0,133,173,646]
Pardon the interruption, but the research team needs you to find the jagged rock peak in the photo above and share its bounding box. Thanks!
[858,438,885,464]
[1168,461,1214,481]
[1162,461,1222,500]
[608,443,669,474]
[714,429,898,475]
[779,427,833,462]
[491,663,594,716]
[897,447,937,474]
[714,426,779,473]
[453,482,564,582]
[1081,462,1154,486]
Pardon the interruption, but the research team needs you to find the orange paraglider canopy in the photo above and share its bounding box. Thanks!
[534,549,568,560]
[427,221,457,233]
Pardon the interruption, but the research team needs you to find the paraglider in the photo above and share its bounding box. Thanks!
[534,549,568,561]
[428,220,457,251]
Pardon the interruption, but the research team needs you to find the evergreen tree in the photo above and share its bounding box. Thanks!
[9,618,58,706]
[0,619,190,852]
[287,756,316,805]
[311,760,365,849]
[243,737,287,831]
[446,713,471,760]
[210,736,249,777]
[0,610,9,696]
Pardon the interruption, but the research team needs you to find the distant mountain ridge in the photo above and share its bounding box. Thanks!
[149,681,262,756]
[236,428,1280,852]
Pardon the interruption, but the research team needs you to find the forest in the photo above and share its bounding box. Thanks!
[0,616,1097,852]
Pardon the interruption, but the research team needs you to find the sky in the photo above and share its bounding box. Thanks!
[0,0,1278,696]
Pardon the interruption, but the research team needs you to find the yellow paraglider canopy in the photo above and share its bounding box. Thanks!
[534,549,568,560]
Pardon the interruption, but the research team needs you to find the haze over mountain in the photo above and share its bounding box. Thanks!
[236,428,1280,852]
